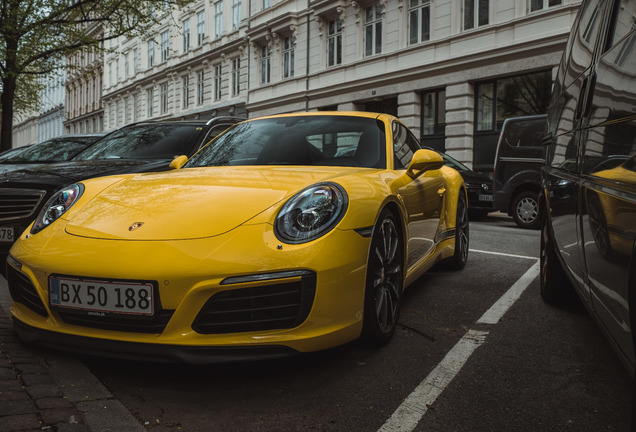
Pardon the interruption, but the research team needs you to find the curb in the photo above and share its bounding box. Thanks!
[0,306,145,432]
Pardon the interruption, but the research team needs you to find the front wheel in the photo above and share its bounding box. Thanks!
[512,190,541,229]
[361,209,404,346]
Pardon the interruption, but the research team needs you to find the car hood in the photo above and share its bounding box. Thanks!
[0,159,171,189]
[65,166,367,241]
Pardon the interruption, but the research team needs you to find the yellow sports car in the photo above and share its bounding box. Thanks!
[7,112,467,363]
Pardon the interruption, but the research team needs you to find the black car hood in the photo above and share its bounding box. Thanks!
[0,159,172,191]
[0,162,52,175]
[458,169,491,184]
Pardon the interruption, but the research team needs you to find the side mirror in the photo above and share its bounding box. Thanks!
[406,149,445,179]
[169,155,188,170]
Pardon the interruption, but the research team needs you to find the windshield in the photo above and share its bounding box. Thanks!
[186,115,387,169]
[0,137,97,163]
[74,124,206,161]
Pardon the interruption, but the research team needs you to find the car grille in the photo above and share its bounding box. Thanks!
[7,266,48,317]
[192,273,316,334]
[0,188,47,222]
[56,309,175,334]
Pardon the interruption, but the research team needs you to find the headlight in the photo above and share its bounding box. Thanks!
[31,184,84,234]
[275,182,348,244]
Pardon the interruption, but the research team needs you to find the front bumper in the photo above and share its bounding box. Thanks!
[8,221,370,361]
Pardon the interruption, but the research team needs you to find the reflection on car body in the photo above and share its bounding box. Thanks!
[6,112,468,363]
[541,0,636,377]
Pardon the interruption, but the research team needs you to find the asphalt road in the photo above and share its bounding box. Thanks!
[1,213,633,431]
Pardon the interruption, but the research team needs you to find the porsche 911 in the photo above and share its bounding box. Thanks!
[7,111,468,363]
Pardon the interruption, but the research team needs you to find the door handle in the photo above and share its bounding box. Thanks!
[438,188,446,196]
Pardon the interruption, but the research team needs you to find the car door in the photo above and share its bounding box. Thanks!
[579,1,636,370]
[392,122,445,270]
[544,0,613,303]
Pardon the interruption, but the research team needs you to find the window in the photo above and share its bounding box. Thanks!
[365,4,382,56]
[215,2,223,38]
[182,76,190,109]
[183,19,191,52]
[214,64,222,100]
[232,0,241,30]
[464,0,489,30]
[327,18,343,67]
[198,11,206,45]
[148,40,155,68]
[161,31,170,62]
[232,58,240,95]
[147,88,154,117]
[393,122,422,169]
[263,0,271,9]
[197,70,205,105]
[283,36,294,78]
[108,62,113,86]
[529,0,562,13]
[475,71,552,132]
[421,89,446,151]
[161,83,169,114]
[260,44,271,84]
[409,0,430,45]
[124,52,130,79]
[133,47,139,74]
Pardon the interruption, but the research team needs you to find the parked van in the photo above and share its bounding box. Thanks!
[540,0,636,377]
[492,114,547,229]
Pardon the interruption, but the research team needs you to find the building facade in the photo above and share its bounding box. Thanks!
[64,23,105,136]
[38,68,66,142]
[101,0,581,172]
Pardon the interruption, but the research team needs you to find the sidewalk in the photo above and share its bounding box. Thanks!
[0,305,146,432]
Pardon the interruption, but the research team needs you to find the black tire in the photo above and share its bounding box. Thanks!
[512,190,541,229]
[445,192,469,270]
[540,204,573,305]
[360,209,404,346]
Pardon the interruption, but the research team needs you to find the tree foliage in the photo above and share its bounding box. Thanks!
[0,0,192,151]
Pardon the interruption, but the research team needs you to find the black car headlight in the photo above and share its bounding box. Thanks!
[31,184,84,234]
[275,182,348,244]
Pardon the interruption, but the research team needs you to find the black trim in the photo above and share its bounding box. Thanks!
[12,317,299,364]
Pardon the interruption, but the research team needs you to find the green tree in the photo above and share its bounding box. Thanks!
[0,0,189,151]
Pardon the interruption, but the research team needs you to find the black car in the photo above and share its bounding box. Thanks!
[0,134,105,174]
[492,115,547,229]
[426,148,493,217]
[540,0,635,376]
[0,117,243,272]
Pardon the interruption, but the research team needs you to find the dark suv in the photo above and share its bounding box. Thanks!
[492,114,547,229]
[0,117,243,272]
[540,0,636,376]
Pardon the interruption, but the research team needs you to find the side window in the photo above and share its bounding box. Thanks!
[393,122,422,169]
[563,0,608,89]
[582,0,636,176]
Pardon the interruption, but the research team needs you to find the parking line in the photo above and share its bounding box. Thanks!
[470,248,538,261]
[378,261,540,432]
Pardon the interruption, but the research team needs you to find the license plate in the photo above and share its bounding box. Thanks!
[479,194,493,201]
[0,226,15,243]
[49,276,155,315]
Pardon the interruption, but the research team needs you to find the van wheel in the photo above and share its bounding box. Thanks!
[512,191,540,229]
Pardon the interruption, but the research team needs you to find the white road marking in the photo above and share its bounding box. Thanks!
[378,260,540,432]
[477,261,540,325]
[470,248,538,261]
